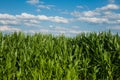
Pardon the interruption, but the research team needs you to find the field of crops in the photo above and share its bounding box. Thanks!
[0,31,120,80]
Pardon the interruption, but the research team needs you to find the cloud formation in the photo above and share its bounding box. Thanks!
[108,26,120,30]
[38,5,55,10]
[0,13,69,27]
[79,17,108,23]
[25,26,90,36]
[71,4,120,24]
[0,26,21,32]
[27,0,39,5]
[96,4,119,11]
[27,0,55,12]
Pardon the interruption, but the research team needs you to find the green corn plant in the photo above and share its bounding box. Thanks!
[0,31,120,80]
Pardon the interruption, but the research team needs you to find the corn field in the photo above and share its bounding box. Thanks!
[0,31,120,80]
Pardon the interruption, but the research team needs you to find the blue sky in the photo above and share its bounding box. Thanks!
[0,0,120,36]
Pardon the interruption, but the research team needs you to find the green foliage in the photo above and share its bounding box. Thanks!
[0,31,120,80]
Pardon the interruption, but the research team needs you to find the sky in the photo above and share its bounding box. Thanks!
[0,0,120,36]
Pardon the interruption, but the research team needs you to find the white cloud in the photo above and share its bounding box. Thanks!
[0,20,19,25]
[50,26,90,34]
[83,11,100,17]
[96,4,119,11]
[71,11,104,23]
[27,0,39,5]
[71,4,120,24]
[27,0,55,12]
[0,14,16,19]
[22,24,90,36]
[38,15,49,20]
[79,17,109,23]
[0,26,21,32]
[49,25,54,28]
[49,16,69,23]
[108,26,120,30]
[71,11,100,17]
[102,11,120,18]
[38,5,55,10]
[25,26,90,36]
[39,29,49,33]
[0,13,69,27]
[16,13,36,19]
[117,20,120,23]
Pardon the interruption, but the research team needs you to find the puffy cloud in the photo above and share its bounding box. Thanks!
[0,26,21,32]
[26,0,39,5]
[0,13,69,27]
[20,13,69,23]
[79,17,109,23]
[16,13,36,19]
[83,11,100,17]
[0,20,19,25]
[27,0,55,12]
[38,5,55,10]
[96,4,119,11]
[37,15,49,20]
[108,26,120,30]
[117,20,120,23]
[71,4,120,24]
[71,11,100,17]
[25,26,90,36]
[103,11,120,19]
[49,16,69,23]
[0,14,16,19]
[50,26,90,35]
[57,27,89,35]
